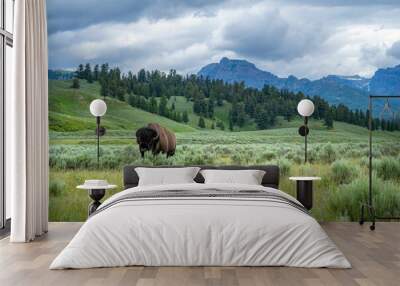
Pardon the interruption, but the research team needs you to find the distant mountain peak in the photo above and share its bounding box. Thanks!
[198,57,400,110]
[325,75,366,81]
[198,57,278,88]
[369,64,400,95]
[220,57,230,64]
[217,57,257,69]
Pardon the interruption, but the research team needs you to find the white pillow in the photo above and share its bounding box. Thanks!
[135,167,201,186]
[200,169,266,185]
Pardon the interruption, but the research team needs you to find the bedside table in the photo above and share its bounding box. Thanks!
[289,177,321,210]
[77,180,117,216]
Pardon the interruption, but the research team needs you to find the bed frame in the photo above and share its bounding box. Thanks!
[123,165,280,189]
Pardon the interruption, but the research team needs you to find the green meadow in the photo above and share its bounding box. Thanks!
[49,80,400,222]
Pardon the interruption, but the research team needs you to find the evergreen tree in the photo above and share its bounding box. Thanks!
[159,96,168,116]
[217,97,223,107]
[78,62,377,132]
[236,103,246,127]
[193,98,208,116]
[100,79,110,99]
[230,103,246,127]
[100,63,109,79]
[198,117,206,128]
[193,99,201,114]
[84,63,92,81]
[207,99,214,117]
[216,121,225,130]
[87,73,93,83]
[255,105,276,129]
[127,94,136,107]
[229,117,234,131]
[182,111,189,123]
[115,85,126,101]
[149,96,158,114]
[229,109,236,127]
[324,110,334,129]
[71,78,80,89]
[76,64,84,79]
[388,120,395,132]
[176,112,182,122]
[93,64,99,81]
[138,69,146,83]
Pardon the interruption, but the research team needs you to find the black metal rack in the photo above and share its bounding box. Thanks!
[359,95,400,230]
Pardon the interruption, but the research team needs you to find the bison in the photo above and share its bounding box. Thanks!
[135,123,176,158]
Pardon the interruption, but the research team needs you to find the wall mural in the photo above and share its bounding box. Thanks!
[47,1,400,222]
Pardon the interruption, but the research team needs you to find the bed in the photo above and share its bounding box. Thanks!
[50,165,350,269]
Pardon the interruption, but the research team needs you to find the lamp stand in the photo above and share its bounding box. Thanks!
[304,116,308,163]
[96,116,100,167]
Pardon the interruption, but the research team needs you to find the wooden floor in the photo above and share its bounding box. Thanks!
[0,222,399,286]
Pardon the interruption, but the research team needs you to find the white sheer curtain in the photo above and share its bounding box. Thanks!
[9,0,49,242]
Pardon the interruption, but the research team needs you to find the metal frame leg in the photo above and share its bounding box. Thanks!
[360,203,376,230]
[359,204,364,225]
[368,206,375,231]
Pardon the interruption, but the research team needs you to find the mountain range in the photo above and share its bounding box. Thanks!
[48,58,400,112]
[198,57,400,110]
[48,69,74,80]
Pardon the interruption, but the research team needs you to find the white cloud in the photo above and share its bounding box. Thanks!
[49,15,217,73]
[387,40,400,60]
[48,0,400,79]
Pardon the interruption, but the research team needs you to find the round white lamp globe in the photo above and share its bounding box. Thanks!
[297,99,314,117]
[90,99,107,117]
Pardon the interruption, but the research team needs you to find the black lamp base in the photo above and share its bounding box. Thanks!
[296,181,313,210]
[88,189,105,216]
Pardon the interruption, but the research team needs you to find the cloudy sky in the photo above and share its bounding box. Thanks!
[47,0,400,79]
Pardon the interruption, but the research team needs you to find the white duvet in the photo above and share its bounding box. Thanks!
[50,183,351,269]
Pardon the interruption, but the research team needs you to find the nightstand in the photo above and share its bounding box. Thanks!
[77,180,117,216]
[289,177,321,210]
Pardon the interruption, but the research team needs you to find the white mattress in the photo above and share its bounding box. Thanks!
[50,183,351,269]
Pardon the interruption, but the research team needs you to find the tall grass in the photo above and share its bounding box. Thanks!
[48,139,400,222]
[277,159,291,176]
[330,160,360,184]
[49,170,123,221]
[49,142,400,170]
[49,178,65,197]
[375,157,400,181]
[327,175,400,221]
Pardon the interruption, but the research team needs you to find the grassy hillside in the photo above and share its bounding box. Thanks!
[50,79,400,142]
[49,80,195,133]
[50,120,400,146]
[165,96,256,130]
[48,80,400,222]
[165,96,215,129]
[49,79,259,137]
[48,79,400,146]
